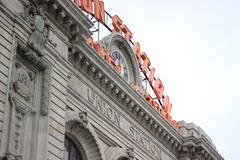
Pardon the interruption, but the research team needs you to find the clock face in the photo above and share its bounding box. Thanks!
[111,50,128,81]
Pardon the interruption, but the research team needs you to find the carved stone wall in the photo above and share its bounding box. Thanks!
[105,147,135,160]
[5,39,51,160]
[8,58,37,159]
[0,1,51,159]
[0,0,223,160]
[65,110,105,160]
[0,3,14,157]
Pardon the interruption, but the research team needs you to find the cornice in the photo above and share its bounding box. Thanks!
[36,0,220,157]
[68,41,184,155]
[180,139,224,160]
[179,121,223,159]
[21,1,223,159]
[67,26,223,160]
[41,0,93,41]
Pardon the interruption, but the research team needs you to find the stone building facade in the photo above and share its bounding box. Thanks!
[0,0,223,160]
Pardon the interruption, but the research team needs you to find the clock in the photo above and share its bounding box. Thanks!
[111,50,128,81]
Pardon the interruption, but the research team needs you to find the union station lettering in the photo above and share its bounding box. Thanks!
[129,125,162,160]
[0,0,223,160]
[87,88,121,127]
[72,0,178,129]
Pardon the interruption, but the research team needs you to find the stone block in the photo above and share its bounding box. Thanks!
[0,15,13,32]
[0,63,9,77]
[0,82,6,94]
[0,53,10,66]
[52,77,67,93]
[50,94,66,110]
[67,96,83,111]
[49,109,65,126]
[0,26,13,43]
[50,102,65,119]
[51,86,66,102]
[48,31,68,60]
[48,134,64,151]
[48,143,63,160]
[0,110,3,122]
[52,68,68,83]
[14,26,28,42]
[49,117,65,134]
[47,151,62,160]
[0,36,12,51]
[0,44,11,59]
[0,90,6,104]
[0,101,4,112]
[49,126,64,144]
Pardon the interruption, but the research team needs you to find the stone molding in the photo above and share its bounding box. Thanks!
[179,121,215,149]
[1,3,52,157]
[24,0,223,159]
[67,31,223,160]
[40,0,93,43]
[100,32,142,87]
[178,139,223,160]
[65,110,105,160]
[178,121,223,160]
[12,2,52,116]
[68,39,183,156]
[4,39,51,160]
[16,37,51,116]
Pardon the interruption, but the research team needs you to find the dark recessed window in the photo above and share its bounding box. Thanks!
[64,136,83,160]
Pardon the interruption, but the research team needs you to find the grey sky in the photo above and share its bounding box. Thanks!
[103,0,240,159]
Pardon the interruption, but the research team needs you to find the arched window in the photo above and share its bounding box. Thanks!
[64,136,83,160]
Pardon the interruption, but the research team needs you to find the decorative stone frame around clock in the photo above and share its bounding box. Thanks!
[100,33,142,87]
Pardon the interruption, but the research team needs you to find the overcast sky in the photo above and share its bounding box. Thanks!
[102,0,240,159]
[98,0,240,159]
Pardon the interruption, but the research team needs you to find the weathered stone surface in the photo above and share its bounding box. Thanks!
[0,0,223,160]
